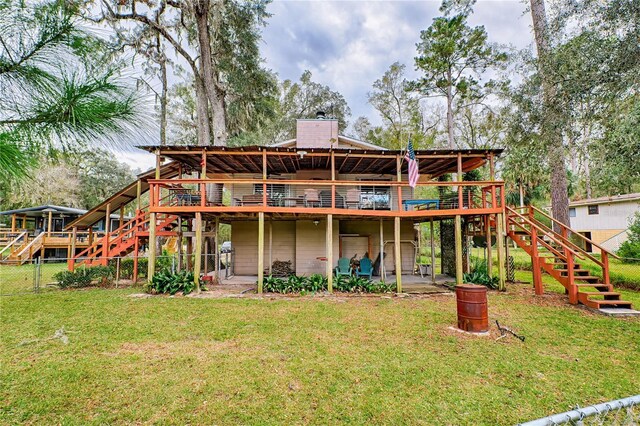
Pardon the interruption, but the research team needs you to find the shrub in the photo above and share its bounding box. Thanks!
[145,270,197,295]
[262,274,394,294]
[615,212,640,262]
[464,258,499,289]
[54,265,115,289]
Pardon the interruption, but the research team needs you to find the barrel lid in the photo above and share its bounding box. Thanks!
[455,284,487,290]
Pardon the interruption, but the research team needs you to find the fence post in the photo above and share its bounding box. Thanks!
[34,258,41,293]
[115,257,121,288]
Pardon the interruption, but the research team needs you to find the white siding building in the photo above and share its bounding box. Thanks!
[568,193,640,253]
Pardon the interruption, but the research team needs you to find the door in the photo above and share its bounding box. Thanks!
[582,232,593,253]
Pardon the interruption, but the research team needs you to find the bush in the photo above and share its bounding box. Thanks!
[111,254,174,280]
[464,258,499,289]
[54,265,115,289]
[262,274,393,294]
[145,270,198,295]
[617,212,640,262]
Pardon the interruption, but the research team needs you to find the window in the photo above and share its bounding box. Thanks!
[569,208,576,217]
[587,205,599,215]
[359,179,391,210]
[253,183,288,200]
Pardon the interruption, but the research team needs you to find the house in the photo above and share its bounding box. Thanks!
[57,114,633,311]
[0,205,130,263]
[568,193,640,253]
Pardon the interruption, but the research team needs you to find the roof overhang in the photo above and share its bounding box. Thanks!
[137,145,502,177]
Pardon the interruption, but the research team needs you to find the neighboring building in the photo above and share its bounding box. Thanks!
[568,193,640,253]
[0,205,130,262]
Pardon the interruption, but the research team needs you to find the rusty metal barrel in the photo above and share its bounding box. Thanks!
[455,284,489,333]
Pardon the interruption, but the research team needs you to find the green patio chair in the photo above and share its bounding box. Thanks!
[357,257,373,279]
[335,257,352,277]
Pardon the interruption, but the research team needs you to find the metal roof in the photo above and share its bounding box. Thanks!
[0,205,87,216]
[64,161,181,230]
[570,193,640,207]
[136,145,502,177]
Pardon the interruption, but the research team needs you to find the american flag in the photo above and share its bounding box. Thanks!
[404,140,419,188]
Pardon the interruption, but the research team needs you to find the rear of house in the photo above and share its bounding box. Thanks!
[568,193,640,253]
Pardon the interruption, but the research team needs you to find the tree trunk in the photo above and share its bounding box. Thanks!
[530,0,569,230]
[194,0,227,147]
[159,56,168,146]
[446,69,455,149]
[194,74,211,146]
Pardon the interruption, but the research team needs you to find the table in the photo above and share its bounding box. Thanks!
[402,199,440,211]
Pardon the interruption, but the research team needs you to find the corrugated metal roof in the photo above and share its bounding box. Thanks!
[570,193,640,207]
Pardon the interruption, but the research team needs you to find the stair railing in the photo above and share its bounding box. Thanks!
[0,231,28,259]
[15,232,45,264]
[517,205,616,286]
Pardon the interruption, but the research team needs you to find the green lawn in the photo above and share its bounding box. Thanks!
[2,273,639,425]
[0,262,68,295]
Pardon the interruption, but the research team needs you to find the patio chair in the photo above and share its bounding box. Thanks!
[304,189,320,207]
[334,257,352,277]
[357,257,373,279]
[345,188,360,209]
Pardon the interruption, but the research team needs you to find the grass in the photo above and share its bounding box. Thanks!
[2,273,639,425]
[0,262,68,295]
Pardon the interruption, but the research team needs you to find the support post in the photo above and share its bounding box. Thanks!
[257,212,265,293]
[22,215,27,229]
[394,216,402,293]
[455,215,463,285]
[566,248,577,304]
[379,219,385,280]
[194,212,202,292]
[326,215,333,292]
[136,180,142,211]
[11,214,16,232]
[119,207,124,229]
[214,217,220,281]
[177,216,183,271]
[147,212,156,281]
[268,219,273,275]
[486,215,493,275]
[68,226,77,271]
[430,218,436,284]
[47,210,53,237]
[496,213,506,291]
[531,226,543,295]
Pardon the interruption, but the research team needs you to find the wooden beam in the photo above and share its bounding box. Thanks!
[257,212,265,293]
[379,219,385,279]
[430,218,436,283]
[11,214,16,232]
[214,216,220,281]
[136,180,142,211]
[326,214,333,292]
[268,219,273,275]
[194,212,202,292]
[147,212,156,281]
[394,216,402,293]
[455,214,463,285]
[496,212,506,291]
[47,210,53,237]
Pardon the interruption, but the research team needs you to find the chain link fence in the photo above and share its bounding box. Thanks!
[519,395,640,426]
[0,251,234,296]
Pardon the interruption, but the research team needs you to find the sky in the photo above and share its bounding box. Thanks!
[119,0,534,171]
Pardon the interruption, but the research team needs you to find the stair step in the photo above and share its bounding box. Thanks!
[583,299,633,309]
[575,283,612,289]
[573,275,601,282]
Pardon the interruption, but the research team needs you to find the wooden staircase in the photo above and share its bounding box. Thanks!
[506,206,633,312]
[1,232,45,265]
[70,210,179,268]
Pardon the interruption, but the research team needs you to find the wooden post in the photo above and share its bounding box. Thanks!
[326,215,333,292]
[566,248,577,304]
[496,213,506,291]
[136,180,142,211]
[119,207,124,229]
[394,216,402,293]
[194,212,202,292]
[104,203,111,234]
[262,150,267,207]
[457,153,463,208]
[11,214,16,232]
[379,219,385,280]
[430,218,436,284]
[103,202,111,265]
[531,226,543,295]
[486,214,493,275]
[455,215,463,285]
[257,212,265,293]
[268,219,273,275]
[21,215,27,229]
[147,212,156,281]
[68,226,77,271]
[396,155,403,211]
[214,216,220,281]
[177,216,183,272]
[47,210,53,237]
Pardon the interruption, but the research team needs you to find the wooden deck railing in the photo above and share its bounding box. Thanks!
[148,178,505,217]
